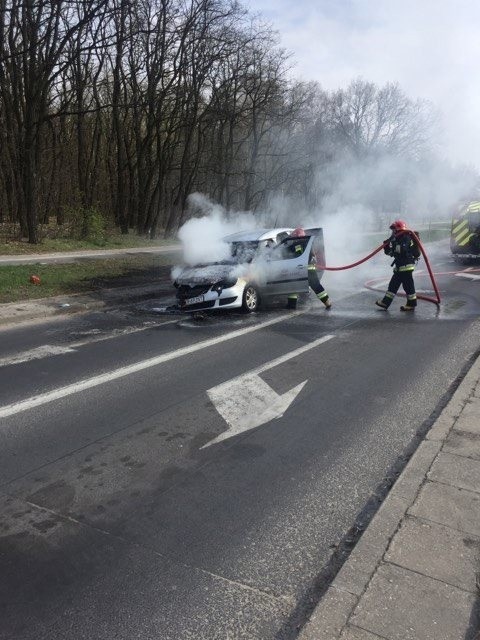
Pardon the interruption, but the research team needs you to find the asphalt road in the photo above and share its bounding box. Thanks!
[0,242,479,639]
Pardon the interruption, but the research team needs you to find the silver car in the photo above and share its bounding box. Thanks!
[174,227,325,312]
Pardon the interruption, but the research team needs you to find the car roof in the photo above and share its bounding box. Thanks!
[222,228,293,243]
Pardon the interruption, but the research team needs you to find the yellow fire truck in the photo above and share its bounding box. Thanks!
[450,201,480,260]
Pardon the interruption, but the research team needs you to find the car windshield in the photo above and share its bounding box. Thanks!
[229,241,261,263]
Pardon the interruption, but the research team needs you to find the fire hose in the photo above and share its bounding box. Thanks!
[318,229,441,306]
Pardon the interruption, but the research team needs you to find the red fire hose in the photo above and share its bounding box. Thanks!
[318,229,441,306]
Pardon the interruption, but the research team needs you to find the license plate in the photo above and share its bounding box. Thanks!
[183,295,204,306]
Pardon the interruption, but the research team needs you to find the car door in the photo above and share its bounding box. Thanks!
[304,227,325,279]
[258,235,314,296]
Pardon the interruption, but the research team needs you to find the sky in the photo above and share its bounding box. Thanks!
[246,0,480,167]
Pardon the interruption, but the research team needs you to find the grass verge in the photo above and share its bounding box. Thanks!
[0,254,178,304]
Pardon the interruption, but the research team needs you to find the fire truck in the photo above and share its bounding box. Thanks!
[450,201,480,260]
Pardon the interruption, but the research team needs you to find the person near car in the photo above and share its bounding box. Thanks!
[375,219,418,312]
[286,227,332,310]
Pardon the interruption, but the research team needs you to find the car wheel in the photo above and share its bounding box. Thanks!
[242,283,260,312]
[297,291,310,305]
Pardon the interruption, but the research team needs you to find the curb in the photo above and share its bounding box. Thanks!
[298,355,480,639]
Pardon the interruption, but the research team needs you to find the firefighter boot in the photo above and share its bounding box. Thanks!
[375,292,394,310]
[400,295,417,312]
[318,292,332,310]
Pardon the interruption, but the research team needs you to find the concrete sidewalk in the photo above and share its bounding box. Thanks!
[0,244,180,265]
[300,357,480,639]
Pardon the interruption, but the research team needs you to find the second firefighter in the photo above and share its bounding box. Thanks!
[287,227,332,310]
[375,219,420,312]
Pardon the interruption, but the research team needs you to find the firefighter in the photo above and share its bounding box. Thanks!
[375,219,418,312]
[287,227,332,310]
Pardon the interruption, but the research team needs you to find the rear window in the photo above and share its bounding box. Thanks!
[468,212,480,231]
[312,235,325,266]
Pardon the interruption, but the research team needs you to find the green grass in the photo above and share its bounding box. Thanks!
[0,255,177,303]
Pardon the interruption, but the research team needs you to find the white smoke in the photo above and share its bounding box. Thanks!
[249,0,480,169]
[174,165,456,297]
[176,194,257,266]
[177,210,230,266]
[175,192,307,269]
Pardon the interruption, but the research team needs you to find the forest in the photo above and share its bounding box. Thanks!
[0,0,473,243]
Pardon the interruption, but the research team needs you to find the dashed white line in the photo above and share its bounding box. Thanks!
[0,345,76,367]
[0,320,178,368]
[0,311,306,419]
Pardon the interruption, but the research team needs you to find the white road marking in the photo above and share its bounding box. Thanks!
[455,272,480,281]
[0,345,76,367]
[0,311,306,419]
[69,319,178,348]
[0,320,178,368]
[202,334,334,448]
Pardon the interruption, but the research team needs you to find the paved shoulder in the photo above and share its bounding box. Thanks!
[0,282,171,327]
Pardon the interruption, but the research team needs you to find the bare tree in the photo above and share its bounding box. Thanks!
[0,0,110,242]
[329,78,432,160]
[0,0,445,243]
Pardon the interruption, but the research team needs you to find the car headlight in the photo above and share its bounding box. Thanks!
[213,277,238,293]
[219,277,238,288]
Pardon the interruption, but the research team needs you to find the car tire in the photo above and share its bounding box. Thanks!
[242,283,260,312]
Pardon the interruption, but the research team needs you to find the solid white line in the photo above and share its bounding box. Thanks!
[0,311,306,419]
[209,333,334,391]
[248,334,334,376]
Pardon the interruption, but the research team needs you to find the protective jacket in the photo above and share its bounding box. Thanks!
[384,233,417,272]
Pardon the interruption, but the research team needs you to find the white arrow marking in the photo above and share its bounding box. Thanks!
[204,377,308,448]
[202,334,334,448]
[0,310,306,420]
[455,272,480,281]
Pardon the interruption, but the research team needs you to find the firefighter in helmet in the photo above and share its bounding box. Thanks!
[287,227,332,310]
[375,219,419,312]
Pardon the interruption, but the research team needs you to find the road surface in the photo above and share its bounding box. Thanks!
[0,241,479,639]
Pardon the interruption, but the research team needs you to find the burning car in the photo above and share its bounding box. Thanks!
[173,227,325,312]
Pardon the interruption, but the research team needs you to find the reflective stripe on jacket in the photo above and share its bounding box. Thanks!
[386,234,417,271]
